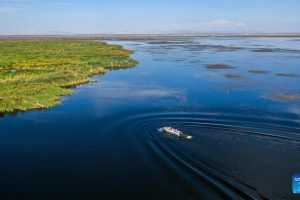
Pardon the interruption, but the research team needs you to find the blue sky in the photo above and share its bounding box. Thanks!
[0,0,299,34]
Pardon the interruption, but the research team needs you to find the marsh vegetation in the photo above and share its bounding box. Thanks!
[276,73,299,77]
[263,93,300,101]
[0,37,300,200]
[224,73,243,79]
[0,40,138,113]
[206,64,235,70]
[248,70,270,74]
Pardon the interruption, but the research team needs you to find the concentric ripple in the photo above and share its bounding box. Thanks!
[92,109,300,200]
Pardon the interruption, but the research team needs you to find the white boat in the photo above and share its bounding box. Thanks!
[158,127,192,139]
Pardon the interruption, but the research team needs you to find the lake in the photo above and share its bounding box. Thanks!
[0,37,300,199]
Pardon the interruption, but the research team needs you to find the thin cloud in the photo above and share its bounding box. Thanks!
[204,18,247,27]
[173,18,248,32]
[0,0,76,11]
[0,0,30,13]
[0,7,24,13]
[53,1,76,6]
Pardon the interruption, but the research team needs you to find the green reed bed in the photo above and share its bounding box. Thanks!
[0,40,138,113]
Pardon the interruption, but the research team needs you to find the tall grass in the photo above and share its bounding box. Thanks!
[0,40,138,113]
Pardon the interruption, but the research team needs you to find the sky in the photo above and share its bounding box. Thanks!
[0,0,300,34]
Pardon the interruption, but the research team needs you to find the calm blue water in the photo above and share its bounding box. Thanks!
[0,37,300,199]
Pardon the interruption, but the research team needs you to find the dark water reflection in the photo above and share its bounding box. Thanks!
[0,37,300,199]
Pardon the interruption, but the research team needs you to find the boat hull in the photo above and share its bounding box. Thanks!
[158,127,193,139]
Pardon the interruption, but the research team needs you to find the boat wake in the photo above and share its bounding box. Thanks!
[90,108,300,199]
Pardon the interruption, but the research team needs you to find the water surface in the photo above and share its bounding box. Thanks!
[0,37,300,199]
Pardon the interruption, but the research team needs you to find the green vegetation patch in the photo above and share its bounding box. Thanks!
[0,40,138,113]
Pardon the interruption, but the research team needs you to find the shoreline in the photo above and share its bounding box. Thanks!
[1,33,300,41]
[0,40,138,115]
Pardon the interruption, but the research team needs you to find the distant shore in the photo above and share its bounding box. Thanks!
[1,33,300,40]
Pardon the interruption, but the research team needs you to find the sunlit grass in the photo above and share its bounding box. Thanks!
[0,40,138,113]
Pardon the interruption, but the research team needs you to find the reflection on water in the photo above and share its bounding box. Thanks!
[0,37,300,199]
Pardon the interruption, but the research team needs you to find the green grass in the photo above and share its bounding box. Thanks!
[0,40,138,113]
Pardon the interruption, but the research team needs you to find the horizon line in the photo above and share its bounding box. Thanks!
[1,33,300,38]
